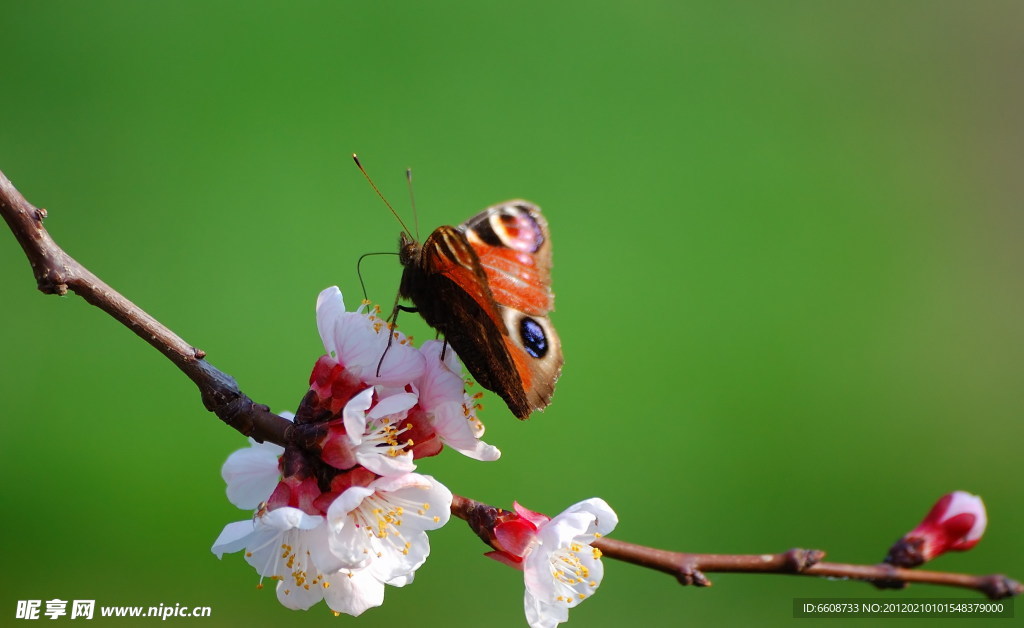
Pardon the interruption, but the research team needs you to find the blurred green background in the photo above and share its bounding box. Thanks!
[2,2,1021,626]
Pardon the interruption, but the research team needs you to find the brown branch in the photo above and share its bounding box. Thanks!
[5,166,1020,603]
[451,495,1022,600]
[0,167,294,447]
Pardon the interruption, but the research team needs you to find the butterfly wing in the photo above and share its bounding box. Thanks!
[460,201,562,411]
[398,201,562,419]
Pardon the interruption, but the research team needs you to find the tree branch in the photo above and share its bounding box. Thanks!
[4,166,1020,602]
[450,493,1021,600]
[590,535,1022,600]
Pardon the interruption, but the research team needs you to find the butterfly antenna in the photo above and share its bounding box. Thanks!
[356,251,399,302]
[353,154,413,237]
[406,167,419,240]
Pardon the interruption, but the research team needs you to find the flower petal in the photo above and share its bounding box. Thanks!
[222,440,283,510]
[322,568,386,616]
[431,401,501,461]
[211,520,256,558]
[342,388,376,444]
[316,286,346,360]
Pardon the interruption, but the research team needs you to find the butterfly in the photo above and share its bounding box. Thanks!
[397,201,563,419]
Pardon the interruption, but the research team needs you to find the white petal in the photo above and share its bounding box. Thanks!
[385,571,414,587]
[316,286,346,359]
[325,474,451,581]
[276,576,324,610]
[371,473,454,531]
[261,507,324,532]
[322,568,385,616]
[524,588,569,628]
[211,520,256,558]
[367,391,418,420]
[356,446,415,477]
[222,440,283,510]
[541,498,618,548]
[326,486,377,567]
[342,388,376,444]
[562,498,619,538]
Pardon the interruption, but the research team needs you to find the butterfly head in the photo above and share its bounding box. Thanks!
[398,231,420,268]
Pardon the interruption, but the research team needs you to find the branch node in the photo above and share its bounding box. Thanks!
[39,274,69,296]
[870,563,908,591]
[785,548,825,572]
[979,575,1023,600]
[675,562,711,587]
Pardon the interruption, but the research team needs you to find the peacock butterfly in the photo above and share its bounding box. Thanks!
[397,201,563,419]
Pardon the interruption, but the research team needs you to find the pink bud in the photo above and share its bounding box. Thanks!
[884,491,987,567]
[461,500,551,570]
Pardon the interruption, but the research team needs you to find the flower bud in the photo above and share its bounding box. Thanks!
[884,491,987,567]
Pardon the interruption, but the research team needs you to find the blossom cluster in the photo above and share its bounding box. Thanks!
[213,286,616,627]
[212,287,498,615]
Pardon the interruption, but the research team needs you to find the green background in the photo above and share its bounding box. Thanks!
[2,2,1021,626]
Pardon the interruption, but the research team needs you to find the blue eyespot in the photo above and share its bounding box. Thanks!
[519,318,548,359]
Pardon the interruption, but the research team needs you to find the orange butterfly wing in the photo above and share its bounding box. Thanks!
[398,201,562,419]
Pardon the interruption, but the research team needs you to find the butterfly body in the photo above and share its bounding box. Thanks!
[398,201,562,419]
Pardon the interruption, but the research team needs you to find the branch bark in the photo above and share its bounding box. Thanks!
[590,535,1022,600]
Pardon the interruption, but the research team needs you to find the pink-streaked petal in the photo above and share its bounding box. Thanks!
[494,518,539,558]
[371,339,426,386]
[485,549,525,570]
[942,491,987,542]
[514,502,551,528]
[432,401,500,461]
[417,340,465,411]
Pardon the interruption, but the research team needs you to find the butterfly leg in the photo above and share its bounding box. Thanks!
[376,302,419,377]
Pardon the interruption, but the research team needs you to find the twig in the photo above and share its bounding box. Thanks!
[592,536,1022,600]
[4,167,1020,602]
[450,496,1021,600]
